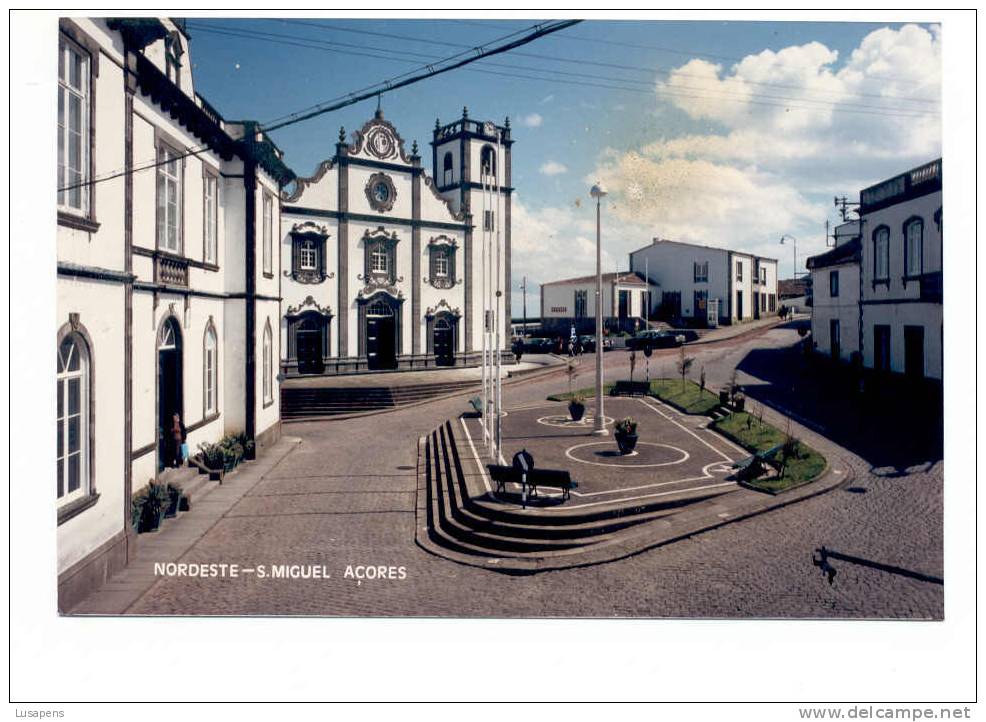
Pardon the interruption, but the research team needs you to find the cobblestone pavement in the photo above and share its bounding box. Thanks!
[127,326,943,618]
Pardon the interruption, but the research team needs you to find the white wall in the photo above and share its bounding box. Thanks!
[630,241,730,322]
[810,262,861,362]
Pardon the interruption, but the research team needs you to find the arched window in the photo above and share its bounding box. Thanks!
[262,320,273,405]
[904,217,923,278]
[203,322,218,416]
[442,152,453,186]
[480,145,496,179]
[873,226,890,282]
[57,333,90,506]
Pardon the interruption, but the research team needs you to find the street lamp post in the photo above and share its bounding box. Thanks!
[780,234,798,278]
[590,183,608,436]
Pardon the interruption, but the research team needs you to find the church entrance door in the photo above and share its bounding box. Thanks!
[366,299,397,371]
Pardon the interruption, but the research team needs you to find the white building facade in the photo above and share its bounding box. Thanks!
[807,222,861,362]
[280,108,512,374]
[56,18,292,611]
[629,239,778,326]
[859,159,943,380]
[539,272,652,336]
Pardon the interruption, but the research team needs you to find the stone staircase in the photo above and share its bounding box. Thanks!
[281,379,482,419]
[416,419,737,573]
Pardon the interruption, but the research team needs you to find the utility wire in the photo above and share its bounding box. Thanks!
[186,22,937,119]
[57,19,580,193]
[274,17,938,105]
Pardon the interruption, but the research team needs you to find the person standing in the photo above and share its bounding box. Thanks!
[169,412,187,468]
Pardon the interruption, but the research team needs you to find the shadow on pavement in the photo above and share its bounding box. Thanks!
[735,342,943,473]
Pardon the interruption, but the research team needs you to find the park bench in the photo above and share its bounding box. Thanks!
[486,465,579,505]
[732,444,785,481]
[609,380,650,397]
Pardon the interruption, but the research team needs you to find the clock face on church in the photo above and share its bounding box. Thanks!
[365,173,397,213]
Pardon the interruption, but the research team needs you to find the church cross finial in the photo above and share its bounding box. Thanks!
[462,105,469,119]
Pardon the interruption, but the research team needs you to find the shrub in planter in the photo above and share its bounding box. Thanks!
[179,494,191,512]
[197,442,225,480]
[718,390,730,405]
[733,394,746,412]
[614,416,639,455]
[131,491,148,533]
[165,482,183,518]
[568,396,586,422]
[141,480,170,532]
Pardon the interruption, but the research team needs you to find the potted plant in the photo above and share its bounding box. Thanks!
[568,394,586,422]
[733,393,746,412]
[165,482,183,518]
[141,480,170,532]
[718,389,729,405]
[198,441,225,481]
[614,417,639,455]
[131,490,148,533]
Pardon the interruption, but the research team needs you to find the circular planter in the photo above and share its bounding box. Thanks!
[615,432,639,455]
[569,402,586,422]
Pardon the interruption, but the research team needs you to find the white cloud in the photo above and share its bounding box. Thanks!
[518,112,543,128]
[539,161,568,176]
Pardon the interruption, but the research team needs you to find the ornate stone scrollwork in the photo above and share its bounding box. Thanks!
[348,110,412,164]
[424,299,461,319]
[424,234,460,289]
[365,172,397,213]
[285,295,334,318]
[287,221,333,284]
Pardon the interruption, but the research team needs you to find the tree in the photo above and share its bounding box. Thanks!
[565,359,579,395]
[699,366,706,394]
[629,350,637,386]
[677,346,694,392]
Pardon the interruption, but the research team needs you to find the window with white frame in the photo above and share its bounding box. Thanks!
[299,239,318,271]
[263,193,274,275]
[693,261,708,283]
[204,324,218,416]
[873,226,890,281]
[156,144,182,252]
[905,219,923,277]
[371,245,389,274]
[263,321,273,404]
[203,173,217,264]
[58,38,89,214]
[434,249,449,277]
[57,334,89,506]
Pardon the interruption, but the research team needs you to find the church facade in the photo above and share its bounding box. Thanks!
[56,17,292,610]
[280,108,513,375]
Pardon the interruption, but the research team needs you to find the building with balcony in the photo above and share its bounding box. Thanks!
[56,17,293,610]
[629,239,778,326]
[279,107,512,375]
[859,158,943,380]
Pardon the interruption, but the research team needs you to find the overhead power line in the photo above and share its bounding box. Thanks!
[186,21,938,119]
[275,17,938,105]
[57,19,580,193]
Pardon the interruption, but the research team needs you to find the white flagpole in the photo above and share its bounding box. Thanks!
[481,162,489,451]
[494,129,503,463]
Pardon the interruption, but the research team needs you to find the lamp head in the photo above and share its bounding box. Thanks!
[590,183,607,199]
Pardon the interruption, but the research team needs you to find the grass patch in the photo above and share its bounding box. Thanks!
[710,411,827,492]
[547,383,614,402]
[646,378,721,415]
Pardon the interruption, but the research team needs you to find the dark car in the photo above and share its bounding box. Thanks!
[577,335,612,353]
[626,329,686,352]
[512,337,555,355]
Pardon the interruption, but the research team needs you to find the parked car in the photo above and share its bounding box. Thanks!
[512,337,555,354]
[577,335,612,353]
[626,329,686,351]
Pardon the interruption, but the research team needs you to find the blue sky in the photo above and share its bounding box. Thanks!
[185,18,941,304]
